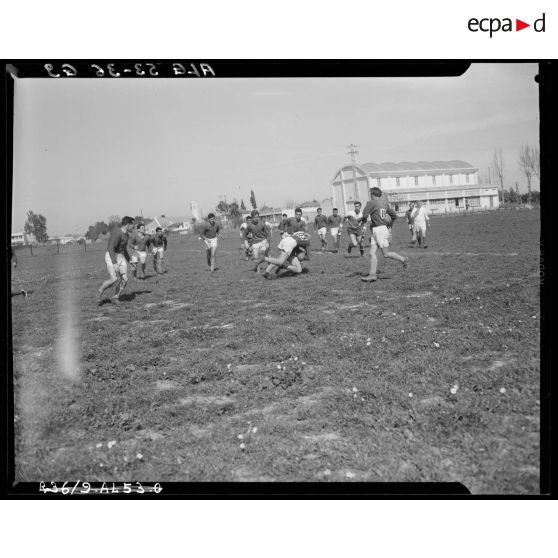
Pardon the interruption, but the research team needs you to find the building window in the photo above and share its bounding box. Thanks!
[468,197,481,207]
[432,175,436,185]
[414,176,419,186]
[466,174,470,184]
[396,177,400,187]
[449,174,453,184]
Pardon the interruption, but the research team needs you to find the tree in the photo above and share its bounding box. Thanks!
[24,211,48,243]
[216,200,229,214]
[85,221,109,241]
[240,199,246,210]
[532,146,540,180]
[518,145,536,205]
[250,190,257,210]
[491,147,505,204]
[108,215,121,232]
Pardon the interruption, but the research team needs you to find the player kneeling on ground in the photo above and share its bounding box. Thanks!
[261,231,311,278]
[97,216,135,304]
[360,188,408,282]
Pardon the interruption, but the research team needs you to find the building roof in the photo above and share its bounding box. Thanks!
[361,160,475,174]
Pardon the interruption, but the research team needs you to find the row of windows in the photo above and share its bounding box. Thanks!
[375,174,471,187]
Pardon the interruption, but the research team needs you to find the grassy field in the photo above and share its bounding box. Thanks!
[10,209,540,493]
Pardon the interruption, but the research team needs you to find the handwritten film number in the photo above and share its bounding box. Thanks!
[39,481,162,494]
[44,63,214,78]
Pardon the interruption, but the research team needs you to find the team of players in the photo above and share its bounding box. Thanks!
[95,188,427,303]
[97,218,168,304]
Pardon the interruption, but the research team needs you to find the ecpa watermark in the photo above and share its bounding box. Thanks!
[468,13,546,37]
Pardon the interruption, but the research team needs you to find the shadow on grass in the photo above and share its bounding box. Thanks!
[118,290,153,302]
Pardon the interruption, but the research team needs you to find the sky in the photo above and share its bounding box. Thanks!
[11,63,540,237]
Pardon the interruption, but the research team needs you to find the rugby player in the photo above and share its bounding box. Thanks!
[360,188,408,282]
[405,203,416,244]
[261,231,311,278]
[147,226,168,275]
[344,201,365,257]
[284,208,307,235]
[239,215,253,260]
[97,216,135,304]
[314,207,329,251]
[411,201,430,248]
[327,207,343,253]
[277,213,289,238]
[243,210,271,272]
[128,223,149,279]
[199,213,223,272]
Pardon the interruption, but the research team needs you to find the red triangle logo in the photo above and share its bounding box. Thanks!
[516,19,530,31]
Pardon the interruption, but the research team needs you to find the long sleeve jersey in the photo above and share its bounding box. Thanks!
[361,199,398,228]
[107,229,131,263]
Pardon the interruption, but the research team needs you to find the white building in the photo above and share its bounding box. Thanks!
[331,160,500,215]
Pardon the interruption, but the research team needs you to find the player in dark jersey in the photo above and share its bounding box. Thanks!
[10,245,27,298]
[128,223,149,279]
[261,231,311,278]
[277,213,289,238]
[243,210,271,272]
[239,215,253,260]
[359,188,408,282]
[285,208,307,235]
[147,226,168,275]
[199,213,223,272]
[97,216,135,304]
[327,208,343,253]
[314,208,329,251]
[344,201,365,257]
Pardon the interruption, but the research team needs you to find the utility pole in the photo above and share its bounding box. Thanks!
[346,144,359,201]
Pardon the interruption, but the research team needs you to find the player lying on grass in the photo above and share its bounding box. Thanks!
[97,216,135,304]
[314,207,329,251]
[261,231,311,278]
[344,201,365,257]
[147,227,168,275]
[243,210,271,272]
[327,207,343,253]
[198,213,224,272]
[128,222,149,279]
[360,188,408,282]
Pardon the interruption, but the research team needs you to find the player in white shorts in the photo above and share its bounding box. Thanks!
[128,223,149,279]
[359,188,408,282]
[327,208,343,253]
[411,201,430,248]
[97,216,135,304]
[199,213,223,272]
[261,232,311,277]
[314,208,329,251]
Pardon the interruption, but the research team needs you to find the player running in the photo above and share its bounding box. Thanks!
[147,226,168,275]
[360,188,408,282]
[327,207,343,253]
[405,203,416,245]
[411,201,430,248]
[97,216,135,304]
[239,215,253,260]
[278,213,289,238]
[243,210,271,272]
[344,201,365,257]
[128,223,149,279]
[199,213,223,272]
[261,231,311,278]
[284,208,307,235]
[314,207,329,251]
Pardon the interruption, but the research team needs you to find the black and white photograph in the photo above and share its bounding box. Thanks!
[7,61,544,495]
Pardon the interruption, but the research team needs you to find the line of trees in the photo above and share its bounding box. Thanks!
[491,144,540,206]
